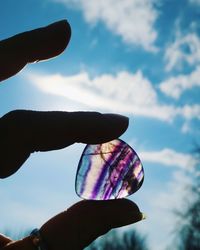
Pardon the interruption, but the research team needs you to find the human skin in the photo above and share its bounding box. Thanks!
[0,20,143,250]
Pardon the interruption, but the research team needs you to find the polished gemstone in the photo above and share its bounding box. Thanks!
[75,139,144,200]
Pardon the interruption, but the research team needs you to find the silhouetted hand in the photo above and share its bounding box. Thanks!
[0,20,143,250]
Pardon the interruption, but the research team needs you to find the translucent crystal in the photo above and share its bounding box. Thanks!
[75,139,144,200]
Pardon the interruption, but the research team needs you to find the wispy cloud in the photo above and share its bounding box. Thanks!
[53,0,159,52]
[159,66,200,99]
[26,70,200,122]
[164,33,200,72]
[140,148,198,171]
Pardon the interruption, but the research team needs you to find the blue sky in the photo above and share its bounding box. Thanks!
[0,0,200,249]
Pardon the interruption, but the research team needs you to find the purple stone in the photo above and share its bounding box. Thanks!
[75,139,144,200]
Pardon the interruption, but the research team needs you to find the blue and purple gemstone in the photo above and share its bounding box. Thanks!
[75,139,144,200]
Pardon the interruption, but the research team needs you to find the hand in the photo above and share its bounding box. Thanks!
[0,20,143,250]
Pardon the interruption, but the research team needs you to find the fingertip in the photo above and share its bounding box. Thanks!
[66,112,129,144]
[72,199,142,227]
[104,113,129,138]
[46,19,71,56]
[105,199,143,227]
[28,19,72,62]
[0,19,72,81]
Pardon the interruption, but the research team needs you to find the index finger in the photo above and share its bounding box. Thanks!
[0,110,129,178]
[0,20,71,82]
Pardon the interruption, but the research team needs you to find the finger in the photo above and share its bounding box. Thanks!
[0,110,129,178]
[40,199,144,250]
[0,20,71,82]
[0,234,12,248]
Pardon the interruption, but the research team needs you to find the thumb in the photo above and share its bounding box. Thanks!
[40,199,144,250]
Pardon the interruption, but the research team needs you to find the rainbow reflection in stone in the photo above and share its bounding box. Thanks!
[75,139,144,200]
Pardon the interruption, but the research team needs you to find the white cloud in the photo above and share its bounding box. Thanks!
[164,33,200,71]
[26,70,200,123]
[54,0,159,52]
[140,148,198,171]
[159,66,200,99]
[179,104,200,120]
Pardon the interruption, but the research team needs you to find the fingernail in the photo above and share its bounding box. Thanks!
[141,213,147,220]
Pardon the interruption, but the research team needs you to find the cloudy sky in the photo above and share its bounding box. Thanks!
[0,0,200,249]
